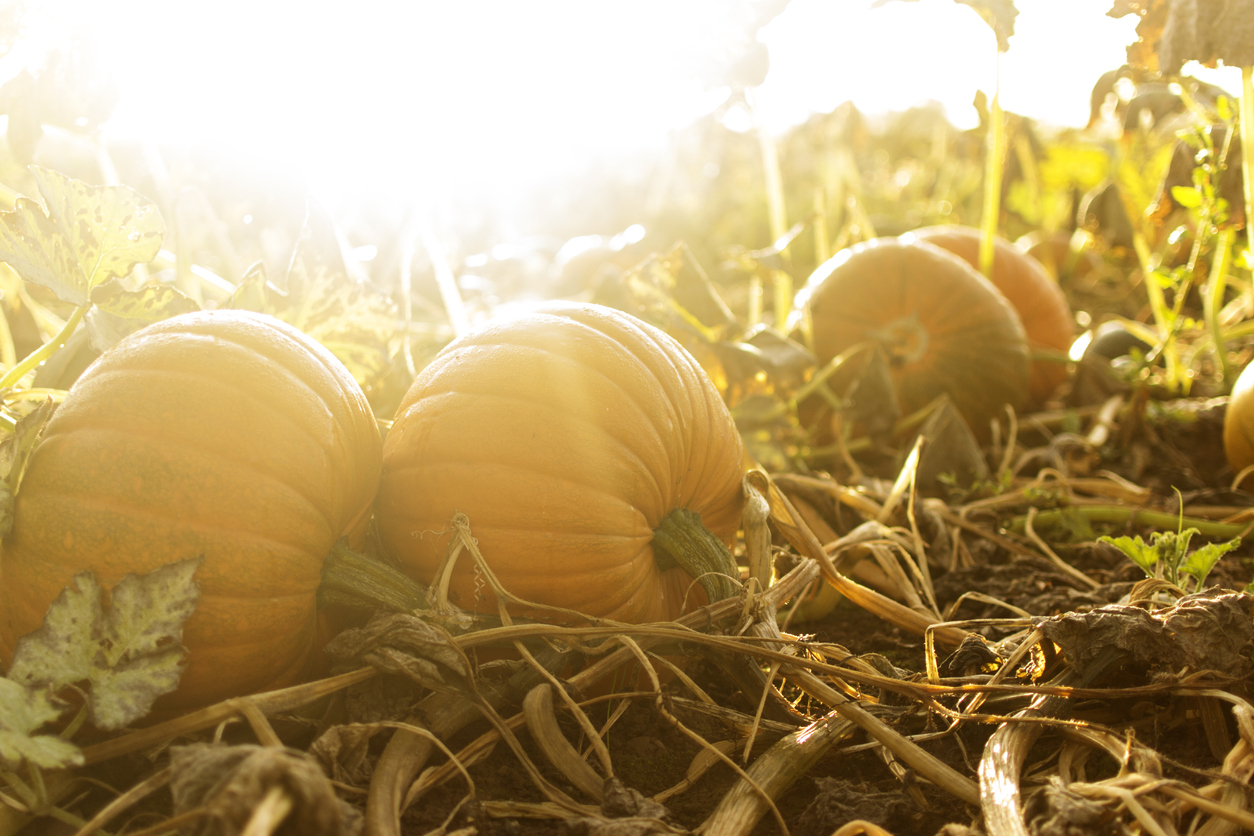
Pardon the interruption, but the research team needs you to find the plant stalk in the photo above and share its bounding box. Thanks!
[1241,66,1254,270]
[980,53,1005,279]
[1205,227,1235,387]
[1008,505,1249,540]
[0,306,86,392]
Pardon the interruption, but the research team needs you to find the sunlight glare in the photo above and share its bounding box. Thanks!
[8,0,1242,214]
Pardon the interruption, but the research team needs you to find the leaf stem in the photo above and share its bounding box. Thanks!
[1240,66,1254,270]
[0,306,86,392]
[980,54,1004,278]
[1204,227,1235,387]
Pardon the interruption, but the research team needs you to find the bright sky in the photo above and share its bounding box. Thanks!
[4,0,1245,211]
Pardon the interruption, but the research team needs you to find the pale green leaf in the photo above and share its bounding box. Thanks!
[7,571,103,689]
[0,679,82,769]
[88,654,186,731]
[0,676,64,732]
[85,279,200,352]
[0,166,164,305]
[1098,535,1158,577]
[88,556,203,729]
[226,260,271,312]
[9,557,204,731]
[99,556,202,666]
[1182,537,1241,588]
[0,730,83,770]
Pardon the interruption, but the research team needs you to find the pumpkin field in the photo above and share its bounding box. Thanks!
[3,1,1254,835]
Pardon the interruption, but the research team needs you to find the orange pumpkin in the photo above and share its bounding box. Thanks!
[1016,230,1103,284]
[0,310,382,710]
[797,237,1031,433]
[374,301,746,624]
[908,225,1074,402]
[1224,361,1254,488]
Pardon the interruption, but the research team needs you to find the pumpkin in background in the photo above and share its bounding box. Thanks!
[1224,361,1254,487]
[374,301,746,624]
[0,310,382,710]
[907,225,1075,403]
[797,237,1031,434]
[1016,229,1103,284]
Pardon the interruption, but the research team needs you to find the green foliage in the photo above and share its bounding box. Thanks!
[1098,528,1240,591]
[0,166,164,306]
[6,556,204,731]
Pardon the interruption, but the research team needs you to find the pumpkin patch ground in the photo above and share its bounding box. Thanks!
[5,4,1254,836]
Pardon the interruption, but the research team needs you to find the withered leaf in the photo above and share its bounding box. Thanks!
[308,723,383,787]
[1036,589,1254,679]
[914,396,989,490]
[170,743,347,836]
[324,612,473,694]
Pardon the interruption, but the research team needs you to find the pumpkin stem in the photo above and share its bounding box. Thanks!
[319,540,429,614]
[651,508,741,603]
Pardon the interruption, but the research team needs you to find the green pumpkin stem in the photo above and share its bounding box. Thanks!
[319,540,429,614]
[651,508,741,603]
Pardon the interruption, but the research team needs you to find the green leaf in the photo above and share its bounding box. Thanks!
[1181,537,1241,588]
[0,678,83,769]
[1170,185,1203,209]
[226,260,271,312]
[272,202,396,388]
[0,166,165,306]
[85,279,200,352]
[9,557,205,730]
[1098,535,1158,577]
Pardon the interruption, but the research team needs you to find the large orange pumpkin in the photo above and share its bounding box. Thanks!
[374,301,746,624]
[797,237,1031,433]
[907,225,1074,402]
[0,310,382,710]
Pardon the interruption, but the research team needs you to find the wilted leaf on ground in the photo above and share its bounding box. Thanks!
[85,278,200,352]
[0,677,83,769]
[309,723,385,786]
[8,557,204,729]
[1036,590,1254,679]
[0,166,164,306]
[170,743,348,836]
